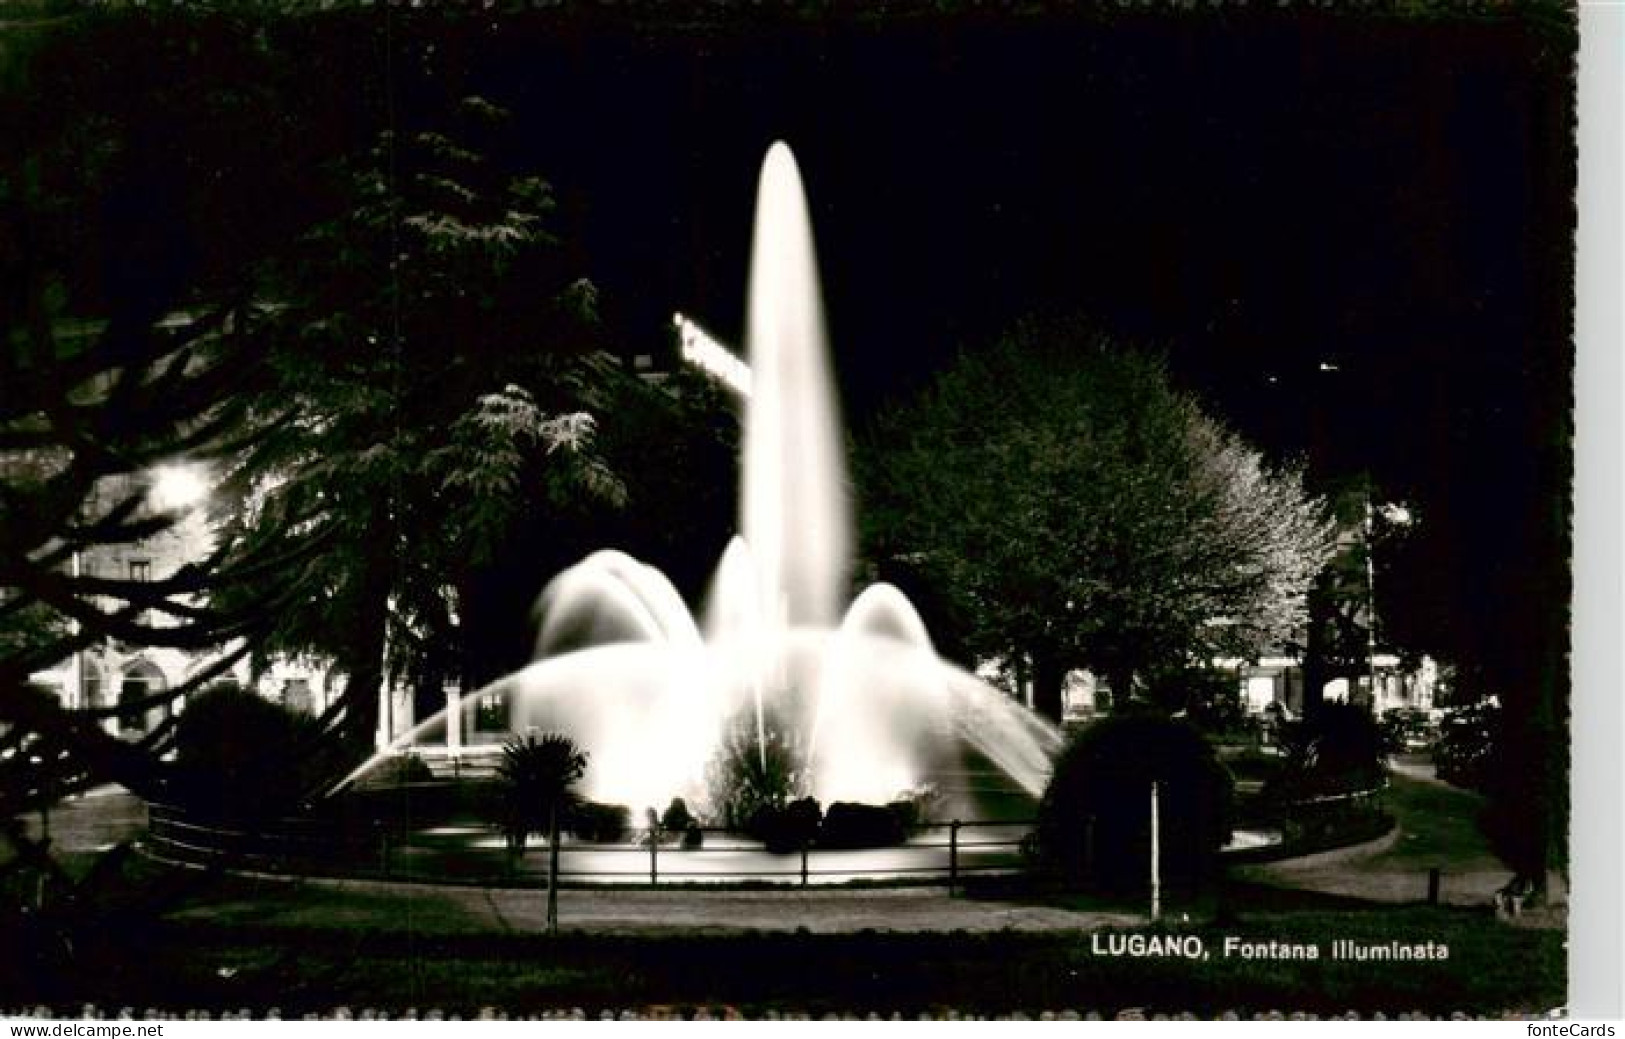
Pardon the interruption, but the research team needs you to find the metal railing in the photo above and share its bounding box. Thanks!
[145,803,1033,890]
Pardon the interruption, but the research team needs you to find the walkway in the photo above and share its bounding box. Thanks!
[160,874,1143,936]
[1230,772,1566,926]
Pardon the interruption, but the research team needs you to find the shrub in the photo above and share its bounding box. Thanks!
[491,733,589,853]
[1264,702,1388,801]
[704,714,808,832]
[1277,797,1392,855]
[660,797,695,834]
[1032,713,1233,894]
[569,801,631,843]
[749,796,823,854]
[819,801,908,849]
[355,751,435,789]
[1432,699,1497,792]
[680,824,705,850]
[166,683,326,821]
[890,784,942,830]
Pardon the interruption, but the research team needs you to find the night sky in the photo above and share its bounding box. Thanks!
[432,5,1574,685]
[404,7,1574,481]
[18,3,1576,687]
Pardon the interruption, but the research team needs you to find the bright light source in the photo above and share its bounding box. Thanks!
[673,311,753,397]
[1319,361,1340,372]
[1377,503,1415,527]
[149,464,209,513]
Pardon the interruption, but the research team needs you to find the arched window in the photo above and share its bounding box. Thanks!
[118,659,168,735]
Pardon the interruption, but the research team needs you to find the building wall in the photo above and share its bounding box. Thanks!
[28,471,338,739]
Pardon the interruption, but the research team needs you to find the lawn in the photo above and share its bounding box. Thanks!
[0,847,1565,1017]
[1372,772,1502,873]
[1,905,1564,1017]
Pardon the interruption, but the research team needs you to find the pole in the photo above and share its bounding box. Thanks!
[70,549,83,712]
[800,841,809,887]
[445,685,462,755]
[1150,781,1161,923]
[1365,500,1380,708]
[949,820,961,896]
[547,804,560,933]
[650,824,660,886]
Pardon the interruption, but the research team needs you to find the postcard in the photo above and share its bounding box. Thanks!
[0,0,1594,1021]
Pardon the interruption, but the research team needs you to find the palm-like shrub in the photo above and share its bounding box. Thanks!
[492,732,587,931]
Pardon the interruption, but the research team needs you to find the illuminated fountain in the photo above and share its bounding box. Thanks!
[342,143,1061,816]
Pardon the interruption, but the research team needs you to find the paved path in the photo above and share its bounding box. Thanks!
[1230,771,1566,928]
[2,786,147,875]
[161,873,1143,936]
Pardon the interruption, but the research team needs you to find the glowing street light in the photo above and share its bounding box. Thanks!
[148,463,210,514]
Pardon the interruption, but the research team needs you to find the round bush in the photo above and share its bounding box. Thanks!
[569,802,631,843]
[1033,713,1233,894]
[660,797,695,833]
[166,683,325,821]
[818,802,908,849]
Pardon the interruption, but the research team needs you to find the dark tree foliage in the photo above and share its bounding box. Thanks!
[207,97,630,751]
[1033,714,1233,894]
[1261,701,1389,802]
[858,321,1332,722]
[0,9,350,819]
[1432,700,1498,793]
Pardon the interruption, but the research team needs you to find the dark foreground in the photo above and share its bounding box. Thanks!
[2,776,1565,1017]
[1,870,1566,1018]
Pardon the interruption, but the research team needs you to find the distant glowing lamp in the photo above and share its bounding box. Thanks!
[1375,502,1415,527]
[149,464,210,514]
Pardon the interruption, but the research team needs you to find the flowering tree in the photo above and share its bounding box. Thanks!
[858,321,1334,722]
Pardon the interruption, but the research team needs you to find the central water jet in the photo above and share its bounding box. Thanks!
[343,142,1062,819]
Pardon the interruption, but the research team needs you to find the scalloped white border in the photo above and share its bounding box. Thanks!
[1570,0,1624,1018]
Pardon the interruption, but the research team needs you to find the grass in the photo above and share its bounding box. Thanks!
[3,766,1552,1016]
[1,903,1564,1017]
[0,846,1565,1017]
[1370,773,1500,873]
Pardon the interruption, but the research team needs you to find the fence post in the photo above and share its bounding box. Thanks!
[1150,781,1161,924]
[377,822,391,878]
[800,841,810,887]
[949,820,961,896]
[1427,867,1441,905]
[650,826,660,886]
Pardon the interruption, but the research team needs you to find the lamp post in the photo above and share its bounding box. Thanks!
[1363,499,1414,710]
[1150,781,1162,923]
[1364,500,1379,709]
